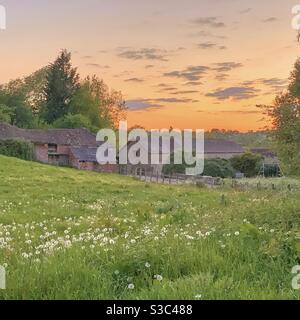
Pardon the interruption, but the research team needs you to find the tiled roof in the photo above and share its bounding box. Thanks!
[204,139,244,154]
[124,137,244,154]
[0,123,97,146]
[69,146,98,162]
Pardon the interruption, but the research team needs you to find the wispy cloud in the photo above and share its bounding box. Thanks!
[125,78,144,83]
[126,100,161,110]
[118,48,168,61]
[197,42,226,50]
[127,97,198,110]
[206,86,259,100]
[170,90,198,95]
[239,8,252,14]
[86,63,110,69]
[212,62,243,72]
[185,81,203,86]
[241,77,287,92]
[262,17,279,23]
[164,65,210,81]
[191,17,225,28]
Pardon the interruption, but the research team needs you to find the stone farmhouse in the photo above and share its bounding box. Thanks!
[120,137,245,176]
[0,123,117,173]
[0,123,245,176]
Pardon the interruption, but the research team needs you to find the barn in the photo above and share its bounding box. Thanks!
[0,123,118,173]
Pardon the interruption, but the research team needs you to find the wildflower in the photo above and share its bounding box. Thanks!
[114,270,120,275]
[154,274,163,281]
[145,262,151,268]
[195,294,202,299]
[234,231,240,236]
[128,283,135,290]
[270,229,275,233]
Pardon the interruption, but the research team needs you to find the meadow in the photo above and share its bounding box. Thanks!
[0,155,300,300]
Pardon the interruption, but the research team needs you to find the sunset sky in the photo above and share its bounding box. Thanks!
[0,0,300,131]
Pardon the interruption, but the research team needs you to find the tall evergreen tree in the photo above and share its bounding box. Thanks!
[43,50,79,123]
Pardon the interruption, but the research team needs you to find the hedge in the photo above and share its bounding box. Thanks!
[0,139,34,161]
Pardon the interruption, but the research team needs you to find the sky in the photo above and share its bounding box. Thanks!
[0,0,299,131]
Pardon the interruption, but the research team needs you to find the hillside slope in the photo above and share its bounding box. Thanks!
[0,155,300,299]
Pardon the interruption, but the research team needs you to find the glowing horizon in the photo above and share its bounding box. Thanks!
[0,0,299,131]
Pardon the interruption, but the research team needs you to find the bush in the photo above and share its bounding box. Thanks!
[163,155,235,178]
[202,159,235,178]
[0,139,34,161]
[230,152,263,177]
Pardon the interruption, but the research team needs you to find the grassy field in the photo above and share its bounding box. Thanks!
[0,155,300,300]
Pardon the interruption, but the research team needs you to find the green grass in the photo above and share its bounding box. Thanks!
[0,155,300,300]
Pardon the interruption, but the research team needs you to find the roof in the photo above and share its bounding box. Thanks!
[69,146,98,162]
[204,139,244,154]
[251,148,277,158]
[123,137,244,155]
[0,123,97,146]
[70,143,116,162]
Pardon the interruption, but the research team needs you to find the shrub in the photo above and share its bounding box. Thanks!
[230,152,263,177]
[202,159,235,178]
[0,139,34,161]
[163,156,235,178]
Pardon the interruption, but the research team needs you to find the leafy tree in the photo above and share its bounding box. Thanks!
[42,50,79,123]
[0,104,13,123]
[86,75,126,129]
[0,81,38,128]
[23,67,48,113]
[53,114,96,131]
[230,153,263,177]
[261,58,300,175]
[69,80,102,128]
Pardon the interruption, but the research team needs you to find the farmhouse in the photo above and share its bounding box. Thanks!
[0,123,245,176]
[120,137,244,176]
[0,123,118,173]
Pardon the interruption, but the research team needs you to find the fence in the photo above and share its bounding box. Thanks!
[128,171,223,187]
[126,171,300,192]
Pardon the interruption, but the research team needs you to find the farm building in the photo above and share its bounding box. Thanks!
[0,123,118,173]
[120,137,245,176]
[69,146,118,173]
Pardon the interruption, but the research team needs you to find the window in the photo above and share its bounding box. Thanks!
[48,144,57,154]
[136,167,145,176]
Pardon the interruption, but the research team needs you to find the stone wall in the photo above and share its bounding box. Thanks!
[34,144,48,163]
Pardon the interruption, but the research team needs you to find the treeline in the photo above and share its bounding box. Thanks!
[0,50,126,132]
[205,129,273,149]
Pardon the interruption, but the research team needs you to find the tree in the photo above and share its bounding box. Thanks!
[42,50,79,123]
[230,153,263,177]
[0,104,13,123]
[53,114,96,131]
[69,80,102,129]
[87,76,126,129]
[261,58,300,175]
[0,80,38,128]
